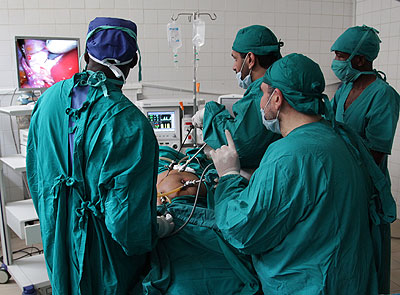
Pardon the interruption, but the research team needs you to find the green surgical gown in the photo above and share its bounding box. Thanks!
[26,73,159,295]
[214,120,378,295]
[332,77,400,293]
[142,196,260,295]
[202,78,281,168]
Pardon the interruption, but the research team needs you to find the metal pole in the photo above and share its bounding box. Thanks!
[0,162,13,265]
[192,11,198,146]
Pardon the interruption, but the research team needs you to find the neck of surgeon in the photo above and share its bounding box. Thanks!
[84,51,137,88]
[351,55,376,88]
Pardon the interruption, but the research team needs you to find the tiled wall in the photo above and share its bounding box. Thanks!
[355,0,400,217]
[0,0,354,201]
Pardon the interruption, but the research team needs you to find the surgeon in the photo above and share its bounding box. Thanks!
[192,25,283,170]
[209,53,396,294]
[26,17,159,294]
[141,146,261,295]
[331,25,400,294]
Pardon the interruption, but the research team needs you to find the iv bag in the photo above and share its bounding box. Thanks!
[167,21,182,51]
[192,18,205,48]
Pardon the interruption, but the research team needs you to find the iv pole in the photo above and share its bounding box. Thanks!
[171,11,217,146]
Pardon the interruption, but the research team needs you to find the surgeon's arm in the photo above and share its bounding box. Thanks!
[97,106,159,256]
[203,98,280,168]
[365,87,400,164]
[214,156,312,255]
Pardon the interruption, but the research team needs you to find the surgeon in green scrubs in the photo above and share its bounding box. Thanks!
[209,53,395,294]
[26,18,158,294]
[331,25,400,294]
[142,146,261,295]
[192,25,283,169]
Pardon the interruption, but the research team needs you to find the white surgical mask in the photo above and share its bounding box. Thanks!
[260,90,281,134]
[236,54,252,89]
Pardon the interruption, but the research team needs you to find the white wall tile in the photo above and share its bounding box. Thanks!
[70,9,86,24]
[8,0,23,9]
[8,10,25,25]
[70,0,85,8]
[144,9,158,24]
[54,9,71,24]
[85,0,100,9]
[24,9,40,25]
[0,10,9,25]
[54,0,70,9]
[115,0,129,9]
[38,0,54,8]
[23,0,38,9]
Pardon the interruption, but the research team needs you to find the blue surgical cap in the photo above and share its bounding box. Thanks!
[86,17,138,64]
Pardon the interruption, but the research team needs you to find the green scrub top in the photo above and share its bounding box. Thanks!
[213,120,378,295]
[142,196,261,295]
[26,72,159,295]
[332,77,400,178]
[202,77,281,169]
[332,76,400,293]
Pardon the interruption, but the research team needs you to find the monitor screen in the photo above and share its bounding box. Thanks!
[147,111,175,132]
[219,96,242,116]
[15,36,80,90]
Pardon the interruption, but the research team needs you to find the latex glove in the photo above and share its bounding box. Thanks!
[192,108,205,128]
[157,213,174,238]
[210,130,240,177]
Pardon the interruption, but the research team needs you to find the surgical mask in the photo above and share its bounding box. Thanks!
[260,90,281,134]
[236,54,252,89]
[331,30,375,83]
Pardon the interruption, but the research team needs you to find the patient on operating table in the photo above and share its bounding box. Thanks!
[156,169,207,205]
[140,146,261,295]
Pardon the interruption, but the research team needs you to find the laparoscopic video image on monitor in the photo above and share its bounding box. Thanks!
[16,37,80,90]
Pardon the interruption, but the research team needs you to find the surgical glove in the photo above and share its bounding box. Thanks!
[210,130,240,177]
[192,108,205,128]
[157,213,174,238]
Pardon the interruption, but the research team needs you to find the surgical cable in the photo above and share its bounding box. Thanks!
[157,179,201,199]
[164,125,194,178]
[178,142,207,172]
[167,163,214,237]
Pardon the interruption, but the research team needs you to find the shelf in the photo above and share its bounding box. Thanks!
[6,199,38,240]
[0,104,34,116]
[8,254,50,290]
[0,154,26,172]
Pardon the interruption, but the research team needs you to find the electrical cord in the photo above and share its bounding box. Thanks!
[164,126,194,179]
[0,246,43,262]
[166,162,214,237]
[8,88,20,154]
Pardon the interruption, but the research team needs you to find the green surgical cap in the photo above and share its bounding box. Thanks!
[232,25,282,56]
[263,53,326,115]
[331,25,381,61]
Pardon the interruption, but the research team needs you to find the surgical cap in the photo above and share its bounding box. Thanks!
[263,53,326,115]
[331,25,381,61]
[86,17,138,65]
[232,25,282,56]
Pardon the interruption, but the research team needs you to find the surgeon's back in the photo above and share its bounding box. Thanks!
[215,119,378,295]
[255,120,377,294]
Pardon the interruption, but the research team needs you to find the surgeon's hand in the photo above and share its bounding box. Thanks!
[192,108,205,128]
[210,130,240,177]
[157,213,175,238]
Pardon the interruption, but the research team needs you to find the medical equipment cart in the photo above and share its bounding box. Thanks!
[0,105,51,294]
